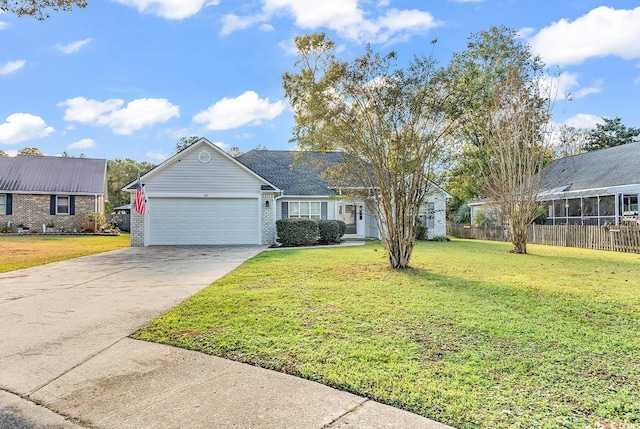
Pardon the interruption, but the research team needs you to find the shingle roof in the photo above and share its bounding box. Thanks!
[0,155,107,194]
[236,150,346,196]
[540,142,640,193]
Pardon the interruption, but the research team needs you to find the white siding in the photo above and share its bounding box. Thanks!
[144,143,266,196]
[426,192,448,239]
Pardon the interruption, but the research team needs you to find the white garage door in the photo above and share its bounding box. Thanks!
[149,198,259,245]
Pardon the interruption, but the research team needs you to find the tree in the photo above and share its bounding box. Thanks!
[18,147,43,156]
[447,27,554,254]
[584,117,640,151]
[283,33,458,269]
[227,147,243,158]
[175,136,200,153]
[554,124,588,159]
[1,0,87,20]
[0,149,7,157]
[106,158,155,212]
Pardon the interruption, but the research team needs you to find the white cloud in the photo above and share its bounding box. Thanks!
[537,72,603,101]
[5,149,17,157]
[562,114,603,129]
[0,21,9,30]
[528,6,640,65]
[193,91,285,130]
[114,0,219,20]
[67,138,96,149]
[146,150,170,160]
[0,113,55,145]
[56,38,92,54]
[59,97,180,135]
[0,60,26,75]
[222,0,441,44]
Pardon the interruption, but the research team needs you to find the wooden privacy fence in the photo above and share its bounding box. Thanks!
[447,222,640,254]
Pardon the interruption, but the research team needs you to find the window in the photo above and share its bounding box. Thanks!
[0,194,6,215]
[418,203,435,229]
[56,196,70,215]
[286,202,322,220]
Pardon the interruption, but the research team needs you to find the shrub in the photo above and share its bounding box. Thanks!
[414,218,428,241]
[318,220,342,243]
[276,218,318,246]
[73,212,110,233]
[453,203,471,224]
[335,220,346,237]
[430,235,450,242]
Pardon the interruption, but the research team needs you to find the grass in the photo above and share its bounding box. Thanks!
[0,234,130,272]
[133,239,640,428]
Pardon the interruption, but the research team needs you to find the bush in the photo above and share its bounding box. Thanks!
[414,218,428,241]
[335,220,346,237]
[318,220,343,243]
[73,212,111,233]
[430,235,450,242]
[453,203,471,224]
[276,218,319,246]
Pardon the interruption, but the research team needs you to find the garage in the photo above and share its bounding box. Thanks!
[149,197,259,245]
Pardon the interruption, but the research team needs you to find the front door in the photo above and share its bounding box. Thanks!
[344,205,357,234]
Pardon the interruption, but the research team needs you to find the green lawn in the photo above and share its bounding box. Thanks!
[0,234,130,272]
[133,240,640,428]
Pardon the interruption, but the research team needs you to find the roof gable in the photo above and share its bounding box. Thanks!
[124,138,279,193]
[0,155,107,194]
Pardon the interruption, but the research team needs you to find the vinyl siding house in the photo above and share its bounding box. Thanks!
[126,139,450,246]
[467,142,640,227]
[0,155,108,232]
[538,142,640,226]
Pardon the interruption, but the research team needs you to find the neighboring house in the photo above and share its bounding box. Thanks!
[538,141,640,226]
[125,138,450,246]
[0,155,108,232]
[467,142,640,227]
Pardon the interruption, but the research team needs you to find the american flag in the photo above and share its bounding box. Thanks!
[134,174,146,215]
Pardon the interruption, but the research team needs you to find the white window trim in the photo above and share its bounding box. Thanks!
[0,194,6,215]
[56,195,70,215]
[287,201,322,220]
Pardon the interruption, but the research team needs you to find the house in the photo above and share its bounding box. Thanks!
[467,142,640,227]
[125,138,450,246]
[0,155,108,232]
[538,141,640,226]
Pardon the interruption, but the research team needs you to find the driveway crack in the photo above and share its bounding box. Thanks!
[322,398,370,428]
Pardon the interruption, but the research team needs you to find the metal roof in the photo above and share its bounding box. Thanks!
[540,141,640,194]
[0,155,107,194]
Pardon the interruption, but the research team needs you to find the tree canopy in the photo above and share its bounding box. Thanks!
[106,158,155,212]
[446,26,554,254]
[1,0,86,20]
[584,117,640,151]
[0,149,7,157]
[283,33,459,269]
[175,136,201,153]
[18,147,44,156]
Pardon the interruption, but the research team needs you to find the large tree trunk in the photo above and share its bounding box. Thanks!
[510,223,528,254]
[387,234,414,269]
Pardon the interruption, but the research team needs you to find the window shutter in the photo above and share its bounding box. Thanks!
[70,196,76,215]
[50,195,56,215]
[281,201,288,219]
[6,194,12,215]
[321,202,327,220]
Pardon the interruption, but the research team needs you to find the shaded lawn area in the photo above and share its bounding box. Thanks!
[0,234,130,273]
[133,240,640,428]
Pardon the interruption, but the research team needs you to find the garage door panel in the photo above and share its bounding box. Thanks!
[149,198,259,245]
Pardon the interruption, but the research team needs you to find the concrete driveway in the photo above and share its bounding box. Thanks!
[0,246,450,429]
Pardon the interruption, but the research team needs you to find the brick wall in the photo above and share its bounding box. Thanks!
[261,192,276,245]
[0,194,99,232]
[130,193,145,246]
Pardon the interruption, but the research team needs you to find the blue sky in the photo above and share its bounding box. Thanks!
[1,1,639,162]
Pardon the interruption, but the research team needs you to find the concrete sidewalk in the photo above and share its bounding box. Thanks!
[0,246,451,429]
